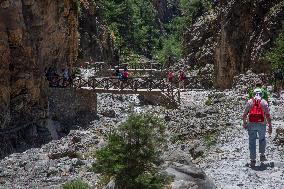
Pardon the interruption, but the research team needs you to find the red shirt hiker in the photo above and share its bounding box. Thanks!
[167,71,174,82]
[179,71,186,81]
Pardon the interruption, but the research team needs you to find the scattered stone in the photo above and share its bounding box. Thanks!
[100,110,116,118]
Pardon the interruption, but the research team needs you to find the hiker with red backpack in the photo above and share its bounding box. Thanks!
[242,89,272,167]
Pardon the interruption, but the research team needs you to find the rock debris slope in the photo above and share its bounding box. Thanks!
[0,86,283,188]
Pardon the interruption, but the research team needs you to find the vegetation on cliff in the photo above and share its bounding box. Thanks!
[81,0,212,64]
[265,31,284,70]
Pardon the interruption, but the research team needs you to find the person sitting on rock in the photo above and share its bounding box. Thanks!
[45,67,53,83]
[243,89,272,167]
[50,68,60,87]
[62,68,69,87]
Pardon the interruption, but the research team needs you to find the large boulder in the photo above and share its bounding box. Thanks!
[163,149,216,189]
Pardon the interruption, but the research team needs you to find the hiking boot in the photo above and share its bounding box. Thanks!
[260,154,267,162]
[250,160,256,167]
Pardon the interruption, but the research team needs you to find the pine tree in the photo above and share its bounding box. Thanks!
[92,114,170,189]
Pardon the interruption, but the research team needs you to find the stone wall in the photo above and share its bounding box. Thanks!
[48,88,97,127]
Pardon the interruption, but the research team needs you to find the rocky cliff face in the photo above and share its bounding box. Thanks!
[184,0,284,89]
[152,0,178,23]
[0,0,79,155]
[0,0,116,157]
[78,2,116,64]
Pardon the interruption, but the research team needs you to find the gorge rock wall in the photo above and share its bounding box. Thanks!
[184,0,284,89]
[78,3,116,64]
[0,0,115,130]
[0,0,79,155]
[215,0,284,88]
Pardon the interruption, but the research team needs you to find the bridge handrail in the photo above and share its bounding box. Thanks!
[70,76,180,92]
[47,76,180,107]
[75,61,169,71]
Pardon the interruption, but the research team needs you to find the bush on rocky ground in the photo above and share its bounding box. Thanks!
[62,179,90,189]
[92,114,171,189]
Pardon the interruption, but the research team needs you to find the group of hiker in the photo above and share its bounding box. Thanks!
[45,67,71,87]
[112,67,130,89]
[112,67,187,89]
[113,67,129,81]
[167,70,187,89]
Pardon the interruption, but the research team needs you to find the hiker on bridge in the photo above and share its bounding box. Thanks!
[62,68,70,87]
[113,68,122,78]
[119,68,129,89]
[243,88,272,167]
[178,70,186,90]
[113,68,122,89]
[122,68,129,80]
[167,70,174,84]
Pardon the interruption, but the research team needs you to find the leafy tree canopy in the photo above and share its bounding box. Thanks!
[84,0,212,64]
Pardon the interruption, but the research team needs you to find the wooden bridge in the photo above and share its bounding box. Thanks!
[0,76,181,135]
[70,76,181,107]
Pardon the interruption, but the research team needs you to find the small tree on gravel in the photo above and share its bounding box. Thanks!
[92,114,170,189]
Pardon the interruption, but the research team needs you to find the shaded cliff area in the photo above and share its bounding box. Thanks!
[0,0,114,158]
[78,2,116,64]
[183,0,284,88]
[0,0,79,157]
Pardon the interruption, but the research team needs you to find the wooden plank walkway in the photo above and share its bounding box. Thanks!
[70,76,181,107]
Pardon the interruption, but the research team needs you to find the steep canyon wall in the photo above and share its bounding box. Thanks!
[0,0,79,130]
[0,0,81,157]
[184,0,284,89]
[78,3,116,63]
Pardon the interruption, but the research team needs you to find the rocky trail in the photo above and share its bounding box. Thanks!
[197,92,284,189]
[0,87,283,189]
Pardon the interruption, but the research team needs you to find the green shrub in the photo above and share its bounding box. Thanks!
[205,96,213,106]
[62,179,90,189]
[265,31,284,70]
[92,114,169,189]
[154,35,183,64]
[203,132,218,148]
